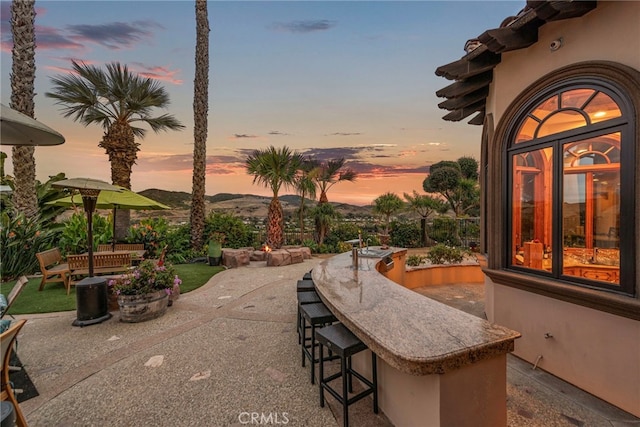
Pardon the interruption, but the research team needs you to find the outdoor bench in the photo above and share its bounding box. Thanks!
[67,252,132,285]
[36,248,71,294]
[96,244,146,262]
[96,243,145,252]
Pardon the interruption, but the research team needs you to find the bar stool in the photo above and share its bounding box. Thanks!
[296,278,317,343]
[297,279,315,292]
[316,323,378,427]
[297,290,321,344]
[300,302,338,384]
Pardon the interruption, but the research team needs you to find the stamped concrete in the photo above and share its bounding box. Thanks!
[11,255,640,427]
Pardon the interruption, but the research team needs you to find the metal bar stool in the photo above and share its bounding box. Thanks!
[296,278,317,344]
[300,302,338,384]
[297,290,321,344]
[316,323,378,427]
[297,279,315,292]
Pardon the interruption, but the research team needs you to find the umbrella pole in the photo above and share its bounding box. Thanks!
[82,195,98,277]
[112,207,117,251]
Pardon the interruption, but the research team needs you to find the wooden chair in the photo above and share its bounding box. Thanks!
[36,248,70,293]
[1,276,28,321]
[1,319,28,427]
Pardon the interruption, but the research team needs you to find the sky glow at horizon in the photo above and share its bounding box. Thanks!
[0,1,521,206]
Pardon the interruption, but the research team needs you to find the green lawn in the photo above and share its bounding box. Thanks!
[0,263,224,315]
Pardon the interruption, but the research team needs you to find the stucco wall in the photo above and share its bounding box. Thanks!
[488,1,640,125]
[483,1,640,417]
[486,282,640,417]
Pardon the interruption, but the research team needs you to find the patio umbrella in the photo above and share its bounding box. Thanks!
[48,187,170,250]
[0,103,65,146]
[51,178,122,276]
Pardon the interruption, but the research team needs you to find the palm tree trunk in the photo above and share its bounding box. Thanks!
[267,197,284,249]
[190,0,210,251]
[100,122,137,240]
[10,0,38,219]
[298,193,306,243]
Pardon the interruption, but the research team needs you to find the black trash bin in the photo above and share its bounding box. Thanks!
[72,276,112,327]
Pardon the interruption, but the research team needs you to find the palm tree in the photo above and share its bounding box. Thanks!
[190,0,210,251]
[46,61,185,238]
[404,190,448,246]
[314,158,357,204]
[312,202,337,246]
[311,158,356,244]
[10,0,38,219]
[294,158,319,243]
[372,192,404,236]
[245,146,302,249]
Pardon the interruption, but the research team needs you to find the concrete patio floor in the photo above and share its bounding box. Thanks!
[11,256,640,426]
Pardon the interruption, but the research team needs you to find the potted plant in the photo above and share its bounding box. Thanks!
[208,231,225,266]
[108,260,181,323]
[372,192,404,249]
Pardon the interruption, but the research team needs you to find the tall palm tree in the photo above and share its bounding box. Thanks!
[245,146,301,249]
[45,61,185,238]
[314,158,357,204]
[190,0,210,251]
[294,158,319,243]
[10,0,38,219]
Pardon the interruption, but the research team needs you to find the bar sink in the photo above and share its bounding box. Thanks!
[357,248,393,258]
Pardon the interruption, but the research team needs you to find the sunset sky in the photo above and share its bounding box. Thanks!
[1,1,520,206]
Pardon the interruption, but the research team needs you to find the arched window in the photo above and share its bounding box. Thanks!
[507,81,634,295]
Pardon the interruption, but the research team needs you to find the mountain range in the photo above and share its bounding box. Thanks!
[137,189,374,223]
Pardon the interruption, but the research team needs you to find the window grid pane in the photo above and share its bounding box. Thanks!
[511,148,553,272]
[562,134,621,285]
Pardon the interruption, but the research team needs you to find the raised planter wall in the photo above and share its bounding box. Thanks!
[401,264,484,289]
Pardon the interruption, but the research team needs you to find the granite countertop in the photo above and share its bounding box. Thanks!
[312,248,521,375]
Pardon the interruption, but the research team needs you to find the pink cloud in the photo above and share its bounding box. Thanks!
[132,62,183,85]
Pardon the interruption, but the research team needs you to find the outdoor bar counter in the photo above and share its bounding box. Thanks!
[311,248,521,427]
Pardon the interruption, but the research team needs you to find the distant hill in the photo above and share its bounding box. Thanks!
[135,189,373,224]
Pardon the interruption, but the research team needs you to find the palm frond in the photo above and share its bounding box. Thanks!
[46,60,184,137]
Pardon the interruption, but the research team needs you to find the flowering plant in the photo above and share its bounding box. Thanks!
[108,260,182,296]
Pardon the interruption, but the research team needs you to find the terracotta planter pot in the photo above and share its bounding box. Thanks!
[117,290,169,323]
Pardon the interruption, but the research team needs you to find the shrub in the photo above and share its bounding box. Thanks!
[406,254,425,267]
[59,212,112,256]
[336,241,353,253]
[204,211,253,248]
[426,244,465,265]
[164,224,203,264]
[390,220,421,248]
[427,216,460,246]
[302,239,318,254]
[0,210,57,280]
[127,217,168,258]
[317,243,333,254]
[328,222,360,244]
